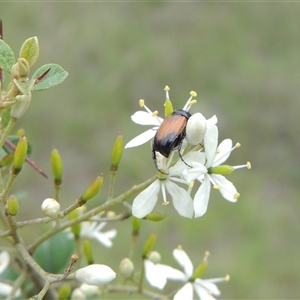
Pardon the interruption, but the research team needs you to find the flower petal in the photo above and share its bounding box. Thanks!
[194,175,211,217]
[204,123,218,167]
[0,251,10,274]
[174,283,194,300]
[132,180,160,218]
[159,265,187,281]
[125,128,156,148]
[195,278,221,296]
[212,139,232,167]
[166,181,194,218]
[211,174,238,202]
[173,248,193,278]
[144,260,167,289]
[131,111,162,126]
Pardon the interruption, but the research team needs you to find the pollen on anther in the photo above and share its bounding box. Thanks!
[213,185,221,190]
[189,181,194,188]
[152,110,158,117]
[190,91,197,97]
[204,251,210,258]
[139,99,145,107]
[234,193,240,200]
[247,161,251,169]
[162,201,169,206]
[225,275,230,281]
[164,85,170,91]
[236,142,241,148]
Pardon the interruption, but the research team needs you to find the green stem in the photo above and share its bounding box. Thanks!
[0,117,17,149]
[28,175,156,253]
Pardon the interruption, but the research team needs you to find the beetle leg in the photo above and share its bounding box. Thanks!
[178,141,193,168]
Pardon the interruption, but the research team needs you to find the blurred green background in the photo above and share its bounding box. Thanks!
[1,2,300,299]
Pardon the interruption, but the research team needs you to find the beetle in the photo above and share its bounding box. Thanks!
[152,109,192,173]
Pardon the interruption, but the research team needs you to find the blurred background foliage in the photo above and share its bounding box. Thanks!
[1,2,300,299]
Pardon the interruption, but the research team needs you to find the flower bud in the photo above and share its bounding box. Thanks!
[11,58,30,80]
[83,239,94,265]
[132,216,141,236]
[10,93,32,119]
[7,195,19,216]
[80,175,103,204]
[12,136,28,174]
[79,283,100,297]
[70,288,86,300]
[68,209,81,239]
[58,284,71,300]
[74,264,116,285]
[142,233,156,257]
[148,251,161,264]
[119,258,134,279]
[185,112,207,145]
[144,212,166,222]
[41,198,60,218]
[111,134,123,171]
[51,148,63,185]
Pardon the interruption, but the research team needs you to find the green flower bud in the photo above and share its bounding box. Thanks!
[0,153,14,167]
[144,212,166,222]
[58,284,71,300]
[11,58,30,80]
[132,216,141,236]
[83,239,94,265]
[142,233,156,257]
[80,174,103,204]
[69,209,81,239]
[208,165,234,175]
[10,93,32,119]
[7,195,19,216]
[111,134,123,171]
[119,258,134,279]
[13,136,28,174]
[51,148,63,185]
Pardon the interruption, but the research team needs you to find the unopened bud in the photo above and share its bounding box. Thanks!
[144,212,166,222]
[69,209,81,238]
[58,284,71,300]
[10,93,32,119]
[41,198,60,218]
[142,234,156,257]
[186,113,207,145]
[83,239,94,265]
[11,58,30,79]
[51,148,63,185]
[132,216,141,236]
[12,136,28,174]
[119,258,134,279]
[80,175,103,204]
[7,195,19,216]
[148,251,161,264]
[111,134,123,171]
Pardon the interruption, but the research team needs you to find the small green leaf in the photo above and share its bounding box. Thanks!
[19,36,39,67]
[0,39,15,73]
[32,64,68,91]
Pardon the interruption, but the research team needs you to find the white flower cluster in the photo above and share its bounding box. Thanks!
[125,86,250,218]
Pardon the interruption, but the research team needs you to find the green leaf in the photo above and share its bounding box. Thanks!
[33,231,75,273]
[32,64,68,91]
[19,36,39,67]
[0,39,15,73]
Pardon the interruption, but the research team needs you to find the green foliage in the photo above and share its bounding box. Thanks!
[0,39,15,73]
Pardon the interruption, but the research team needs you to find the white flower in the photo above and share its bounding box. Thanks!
[132,153,193,218]
[75,264,116,285]
[183,117,249,217]
[68,222,117,248]
[0,251,21,298]
[125,87,197,149]
[164,248,226,300]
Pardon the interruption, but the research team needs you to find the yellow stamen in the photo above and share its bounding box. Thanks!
[189,181,194,188]
[190,91,197,97]
[236,142,241,148]
[225,274,230,281]
[213,185,221,190]
[189,99,197,106]
[204,251,210,257]
[247,161,251,169]
[234,193,240,200]
[164,85,170,91]
[139,99,145,107]
[152,110,158,117]
[162,201,169,206]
